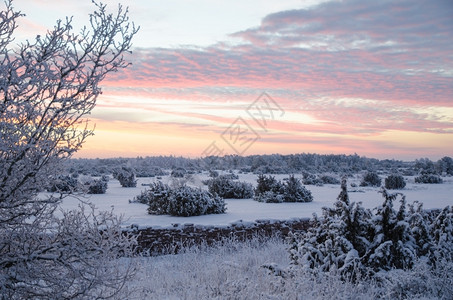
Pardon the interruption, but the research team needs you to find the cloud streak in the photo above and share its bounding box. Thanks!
[84,0,453,159]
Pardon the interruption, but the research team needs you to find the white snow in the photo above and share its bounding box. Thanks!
[56,173,453,229]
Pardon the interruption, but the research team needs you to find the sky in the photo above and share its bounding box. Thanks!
[10,0,453,160]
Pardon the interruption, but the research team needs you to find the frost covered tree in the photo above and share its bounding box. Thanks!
[254,174,285,203]
[292,177,371,276]
[360,171,381,187]
[167,186,226,217]
[364,190,416,272]
[384,174,406,189]
[290,178,453,280]
[283,175,313,202]
[0,1,138,298]
[113,166,137,187]
[206,175,253,199]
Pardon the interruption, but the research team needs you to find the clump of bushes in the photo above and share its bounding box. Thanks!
[206,176,253,199]
[47,175,79,192]
[319,175,341,184]
[289,178,453,280]
[254,174,312,203]
[132,183,226,217]
[384,174,406,189]
[415,173,443,184]
[168,186,225,217]
[302,172,323,186]
[302,173,340,186]
[80,176,109,194]
[284,175,314,203]
[171,168,186,178]
[360,171,381,187]
[113,166,137,187]
[254,174,285,203]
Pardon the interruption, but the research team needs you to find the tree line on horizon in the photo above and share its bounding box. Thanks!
[66,153,453,177]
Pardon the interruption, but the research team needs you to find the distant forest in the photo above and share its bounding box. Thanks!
[66,154,453,177]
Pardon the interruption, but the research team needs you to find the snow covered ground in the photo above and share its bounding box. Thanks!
[57,172,453,229]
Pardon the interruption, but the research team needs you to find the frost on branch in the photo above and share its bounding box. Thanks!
[0,0,138,298]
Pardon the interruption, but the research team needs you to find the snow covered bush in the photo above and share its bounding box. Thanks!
[254,175,313,203]
[207,175,253,199]
[302,172,324,186]
[0,1,138,298]
[209,170,219,178]
[254,174,286,203]
[431,206,453,261]
[168,186,226,217]
[113,166,137,187]
[415,173,443,184]
[436,156,453,175]
[284,175,313,202]
[289,177,453,280]
[171,167,186,178]
[384,174,406,189]
[134,182,172,215]
[360,171,382,187]
[320,175,341,184]
[47,175,80,193]
[80,176,109,194]
[132,183,226,217]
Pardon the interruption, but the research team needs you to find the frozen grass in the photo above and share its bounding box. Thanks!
[117,236,452,299]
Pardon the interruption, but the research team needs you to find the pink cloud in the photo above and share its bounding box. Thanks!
[91,0,453,159]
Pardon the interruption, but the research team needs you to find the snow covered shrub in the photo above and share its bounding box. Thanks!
[47,175,79,193]
[284,175,313,202]
[436,156,453,175]
[320,175,340,184]
[146,182,172,215]
[302,172,324,186]
[222,172,239,180]
[290,177,371,276]
[360,171,381,187]
[431,206,453,261]
[363,190,416,272]
[171,167,186,178]
[384,174,406,189]
[254,175,313,203]
[132,183,226,216]
[80,176,108,194]
[113,166,137,187]
[207,176,253,199]
[255,190,285,203]
[254,174,286,203]
[415,173,443,184]
[290,177,453,281]
[167,186,226,217]
[209,170,219,178]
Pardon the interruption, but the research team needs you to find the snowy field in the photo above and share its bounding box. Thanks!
[54,172,453,299]
[57,172,453,229]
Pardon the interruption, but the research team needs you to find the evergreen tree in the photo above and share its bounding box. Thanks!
[364,190,416,271]
[431,206,453,261]
[292,178,370,276]
[284,175,313,202]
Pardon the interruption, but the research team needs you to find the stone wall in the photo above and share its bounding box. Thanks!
[131,218,311,255]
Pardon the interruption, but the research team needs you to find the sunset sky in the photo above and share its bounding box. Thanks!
[13,0,453,160]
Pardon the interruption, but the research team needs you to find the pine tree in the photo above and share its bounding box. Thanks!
[431,206,453,261]
[293,177,370,276]
[365,189,416,272]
